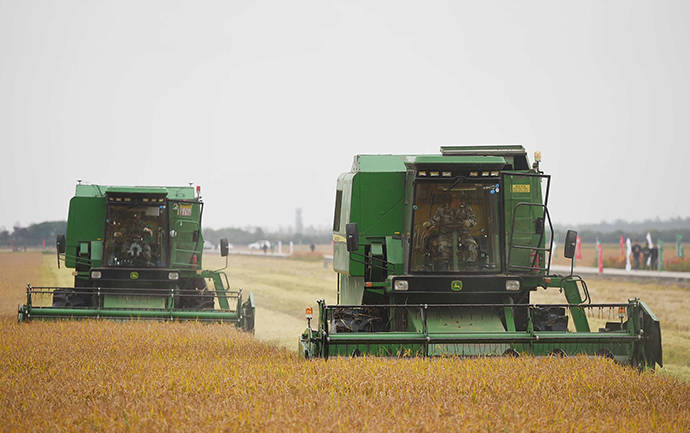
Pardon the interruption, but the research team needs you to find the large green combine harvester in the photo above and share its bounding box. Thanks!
[18,183,255,330]
[300,146,662,368]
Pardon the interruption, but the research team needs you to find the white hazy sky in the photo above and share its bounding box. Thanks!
[1,0,688,230]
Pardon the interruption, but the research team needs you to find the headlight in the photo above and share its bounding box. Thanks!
[394,280,408,291]
[506,280,520,291]
[90,271,102,279]
[168,272,179,280]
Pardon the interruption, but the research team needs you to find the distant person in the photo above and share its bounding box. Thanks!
[262,243,268,255]
[650,244,659,270]
[642,244,651,269]
[632,240,641,269]
[310,243,315,253]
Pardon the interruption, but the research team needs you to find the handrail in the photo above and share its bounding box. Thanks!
[322,302,636,356]
[25,285,242,299]
[506,202,554,274]
[324,302,634,309]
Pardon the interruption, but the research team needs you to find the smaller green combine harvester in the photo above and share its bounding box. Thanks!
[300,146,662,369]
[18,183,254,330]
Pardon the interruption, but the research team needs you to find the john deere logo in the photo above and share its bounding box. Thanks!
[451,280,463,291]
[130,271,139,280]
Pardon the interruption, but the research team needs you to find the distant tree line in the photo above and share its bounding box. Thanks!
[0,221,67,248]
[571,217,690,234]
[552,229,690,244]
[552,218,690,244]
[203,226,331,247]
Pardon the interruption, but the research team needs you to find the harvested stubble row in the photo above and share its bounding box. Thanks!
[1,319,688,433]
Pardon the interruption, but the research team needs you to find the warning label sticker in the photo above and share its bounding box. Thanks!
[512,184,531,193]
[179,204,193,217]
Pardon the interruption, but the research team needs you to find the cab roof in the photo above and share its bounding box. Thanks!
[351,145,529,173]
[74,184,196,199]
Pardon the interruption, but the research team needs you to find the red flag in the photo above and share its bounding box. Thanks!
[620,236,625,256]
[576,235,582,260]
[598,243,604,274]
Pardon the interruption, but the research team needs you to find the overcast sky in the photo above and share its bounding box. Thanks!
[1,0,688,230]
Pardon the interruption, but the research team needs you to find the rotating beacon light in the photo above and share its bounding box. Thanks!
[305,306,313,328]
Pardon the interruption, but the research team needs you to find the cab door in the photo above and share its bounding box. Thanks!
[168,200,203,269]
[502,172,553,273]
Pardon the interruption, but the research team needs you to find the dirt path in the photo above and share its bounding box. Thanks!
[205,254,336,349]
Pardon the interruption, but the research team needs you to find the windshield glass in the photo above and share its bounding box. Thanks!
[104,202,168,267]
[410,180,501,272]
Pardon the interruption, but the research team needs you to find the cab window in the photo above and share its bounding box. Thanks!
[410,181,501,272]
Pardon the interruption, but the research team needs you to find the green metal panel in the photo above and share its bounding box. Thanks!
[561,279,591,332]
[169,200,203,269]
[75,184,195,199]
[351,172,405,237]
[334,170,405,304]
[103,295,166,309]
[503,173,546,272]
[352,155,409,172]
[424,308,505,333]
[409,155,506,166]
[385,236,403,274]
[90,241,103,267]
[65,197,106,268]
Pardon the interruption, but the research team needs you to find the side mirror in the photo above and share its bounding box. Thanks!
[345,223,359,252]
[56,234,66,254]
[564,230,577,259]
[220,238,229,257]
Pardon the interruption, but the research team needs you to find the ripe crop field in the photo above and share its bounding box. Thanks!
[1,251,689,432]
[2,320,689,433]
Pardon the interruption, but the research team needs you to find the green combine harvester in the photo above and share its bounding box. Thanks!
[300,146,662,368]
[18,183,255,330]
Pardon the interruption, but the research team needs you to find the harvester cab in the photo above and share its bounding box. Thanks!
[300,146,662,369]
[18,184,255,331]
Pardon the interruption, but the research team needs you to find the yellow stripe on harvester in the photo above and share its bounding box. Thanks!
[333,234,346,243]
